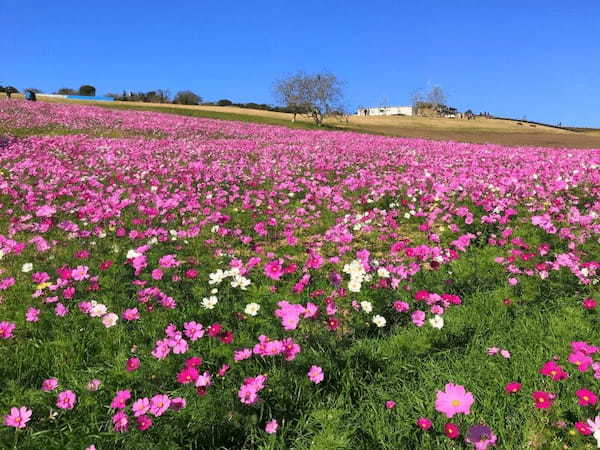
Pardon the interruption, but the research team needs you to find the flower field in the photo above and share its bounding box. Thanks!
[1,99,600,449]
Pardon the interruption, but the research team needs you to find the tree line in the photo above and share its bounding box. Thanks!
[3,74,468,126]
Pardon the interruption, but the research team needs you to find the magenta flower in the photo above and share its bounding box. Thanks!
[170,397,187,411]
[532,391,554,409]
[385,400,396,409]
[136,415,152,431]
[435,383,474,418]
[56,390,77,410]
[125,357,140,372]
[0,321,16,339]
[416,417,433,430]
[307,365,324,384]
[576,389,598,406]
[504,382,521,394]
[177,367,199,384]
[4,406,32,429]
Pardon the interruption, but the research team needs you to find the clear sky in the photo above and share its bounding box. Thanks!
[2,0,599,126]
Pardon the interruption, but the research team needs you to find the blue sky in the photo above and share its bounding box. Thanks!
[2,0,599,126]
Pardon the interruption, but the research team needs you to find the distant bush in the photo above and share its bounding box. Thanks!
[56,88,78,95]
[79,85,96,96]
[173,91,202,105]
[216,99,233,106]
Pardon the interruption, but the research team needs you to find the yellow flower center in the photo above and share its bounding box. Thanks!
[451,400,460,407]
[584,396,589,401]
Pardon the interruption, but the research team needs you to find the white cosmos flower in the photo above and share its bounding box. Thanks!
[429,315,444,329]
[360,301,373,313]
[377,267,390,278]
[102,313,118,328]
[89,301,108,318]
[348,278,362,293]
[22,263,33,273]
[244,303,260,316]
[201,296,218,309]
[126,249,141,259]
[208,270,225,285]
[372,315,386,328]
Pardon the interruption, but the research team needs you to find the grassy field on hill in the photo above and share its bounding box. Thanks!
[3,93,600,148]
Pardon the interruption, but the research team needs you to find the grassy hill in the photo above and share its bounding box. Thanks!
[3,93,600,148]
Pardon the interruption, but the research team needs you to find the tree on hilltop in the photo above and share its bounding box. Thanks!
[274,71,344,125]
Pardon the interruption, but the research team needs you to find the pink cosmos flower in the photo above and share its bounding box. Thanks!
[112,411,129,432]
[86,379,101,391]
[149,394,170,417]
[385,400,396,409]
[411,310,426,327]
[0,321,16,339]
[183,321,204,341]
[110,390,131,409]
[131,398,150,417]
[195,371,212,388]
[71,265,89,281]
[307,365,324,384]
[264,260,284,280]
[55,303,69,317]
[568,351,593,372]
[575,389,598,406]
[500,349,511,359]
[56,390,77,410]
[25,307,40,322]
[4,406,32,428]
[125,357,140,372]
[121,308,140,321]
[416,417,433,430]
[392,301,409,312]
[265,419,278,434]
[41,378,59,392]
[435,383,474,418]
[151,269,163,280]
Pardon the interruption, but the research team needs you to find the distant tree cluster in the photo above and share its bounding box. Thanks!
[411,85,451,116]
[109,89,173,103]
[53,85,97,96]
[172,90,201,105]
[0,85,20,98]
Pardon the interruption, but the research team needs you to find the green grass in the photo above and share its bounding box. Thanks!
[0,115,599,449]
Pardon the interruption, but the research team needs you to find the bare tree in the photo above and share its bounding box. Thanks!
[427,85,447,111]
[274,71,344,125]
[410,90,424,116]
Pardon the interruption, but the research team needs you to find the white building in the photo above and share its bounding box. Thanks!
[356,106,413,116]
